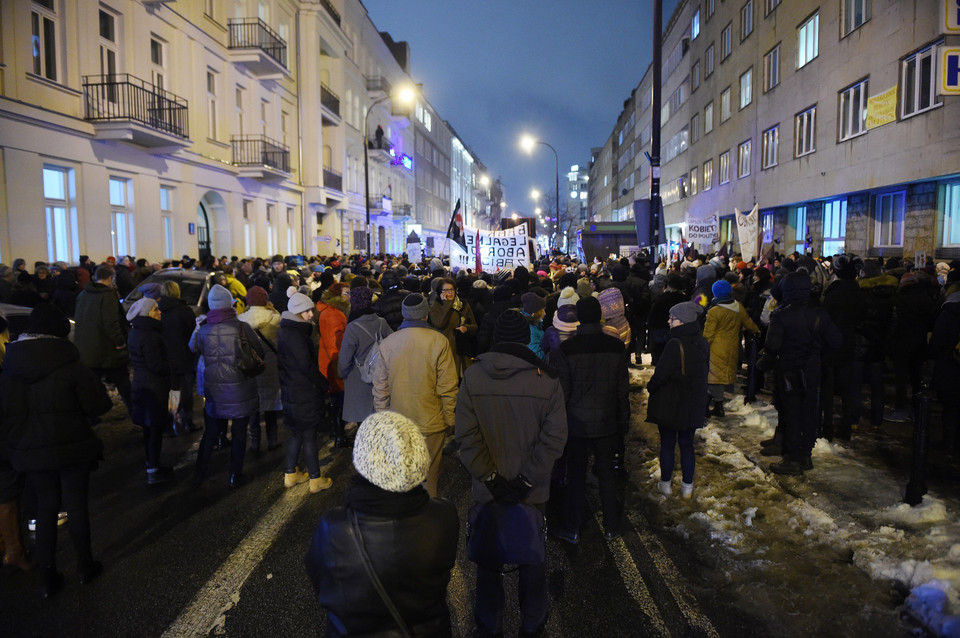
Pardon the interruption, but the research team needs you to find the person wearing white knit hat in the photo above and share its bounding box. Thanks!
[305,411,458,636]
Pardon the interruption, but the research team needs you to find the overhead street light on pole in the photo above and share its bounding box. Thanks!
[363,85,416,256]
[521,134,560,252]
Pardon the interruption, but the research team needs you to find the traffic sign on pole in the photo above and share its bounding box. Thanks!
[940,47,960,95]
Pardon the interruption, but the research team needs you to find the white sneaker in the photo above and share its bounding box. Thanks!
[658,479,672,496]
[681,482,694,499]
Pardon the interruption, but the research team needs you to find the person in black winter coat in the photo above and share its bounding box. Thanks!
[158,281,199,432]
[305,411,458,638]
[51,269,79,318]
[930,286,960,455]
[475,285,516,355]
[845,259,897,434]
[126,298,173,484]
[647,274,689,365]
[889,272,938,420]
[820,255,864,440]
[0,303,113,598]
[374,270,410,332]
[278,292,332,493]
[646,301,709,498]
[552,296,630,540]
[269,272,294,312]
[761,273,842,475]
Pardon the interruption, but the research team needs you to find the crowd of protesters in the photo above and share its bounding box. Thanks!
[1,246,959,636]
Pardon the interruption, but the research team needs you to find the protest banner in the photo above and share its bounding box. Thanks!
[686,213,719,245]
[735,204,760,262]
[450,223,530,271]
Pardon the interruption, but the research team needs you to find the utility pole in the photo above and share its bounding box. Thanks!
[649,0,663,265]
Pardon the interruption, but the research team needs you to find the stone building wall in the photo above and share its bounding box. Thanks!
[844,194,871,256]
[904,183,938,263]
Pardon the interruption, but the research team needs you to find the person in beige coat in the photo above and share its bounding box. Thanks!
[703,280,759,416]
[372,294,458,497]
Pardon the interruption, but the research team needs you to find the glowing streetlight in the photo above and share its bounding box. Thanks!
[480,175,490,187]
[364,83,418,255]
[511,213,519,220]
[530,188,541,201]
[519,133,560,249]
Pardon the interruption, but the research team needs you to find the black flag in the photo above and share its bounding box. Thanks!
[446,199,467,251]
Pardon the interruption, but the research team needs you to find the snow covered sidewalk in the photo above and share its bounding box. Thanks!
[629,365,960,637]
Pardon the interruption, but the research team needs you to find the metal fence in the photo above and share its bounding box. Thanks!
[231,135,290,173]
[228,18,287,69]
[82,74,189,139]
[320,83,340,117]
[323,166,342,192]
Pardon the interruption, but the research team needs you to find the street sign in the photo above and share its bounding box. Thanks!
[940,47,960,95]
[944,0,960,32]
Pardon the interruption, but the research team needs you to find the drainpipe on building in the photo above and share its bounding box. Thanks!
[295,10,306,257]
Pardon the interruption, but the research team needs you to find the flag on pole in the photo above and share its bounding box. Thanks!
[475,228,483,273]
[445,199,467,252]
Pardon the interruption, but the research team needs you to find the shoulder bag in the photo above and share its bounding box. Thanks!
[466,501,546,571]
[235,324,266,377]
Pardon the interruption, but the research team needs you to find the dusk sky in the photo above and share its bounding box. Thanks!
[364,0,680,220]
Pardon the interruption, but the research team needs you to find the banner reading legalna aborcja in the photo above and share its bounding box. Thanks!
[449,224,531,271]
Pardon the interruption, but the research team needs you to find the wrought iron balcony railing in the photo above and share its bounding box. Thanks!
[318,0,341,26]
[320,83,340,117]
[228,18,287,69]
[323,166,343,192]
[231,135,290,173]
[82,74,189,139]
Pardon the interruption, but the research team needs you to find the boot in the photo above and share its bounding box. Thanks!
[284,469,309,488]
[711,400,725,417]
[309,476,333,494]
[0,502,35,571]
[770,458,804,475]
[39,566,64,599]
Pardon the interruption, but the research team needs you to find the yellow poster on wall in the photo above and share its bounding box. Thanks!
[866,86,898,129]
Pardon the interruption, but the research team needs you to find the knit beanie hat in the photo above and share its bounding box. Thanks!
[576,296,602,324]
[287,291,313,315]
[246,285,268,307]
[666,273,684,290]
[138,283,162,300]
[350,286,373,312]
[711,280,733,301]
[669,301,701,324]
[353,411,430,493]
[29,303,71,338]
[861,259,882,279]
[557,286,579,308]
[598,287,626,319]
[125,297,157,322]
[555,304,578,324]
[696,265,717,287]
[494,309,531,344]
[401,293,429,320]
[521,292,546,314]
[781,271,812,305]
[492,285,513,303]
[207,284,234,310]
[576,277,593,299]
[380,270,401,290]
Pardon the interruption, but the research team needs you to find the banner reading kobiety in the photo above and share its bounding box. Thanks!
[449,223,530,271]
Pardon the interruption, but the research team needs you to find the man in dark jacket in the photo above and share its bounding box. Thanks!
[158,281,199,433]
[475,285,516,355]
[930,285,960,455]
[74,265,131,414]
[888,271,938,421]
[763,273,843,475]
[305,411,458,637]
[647,274,689,365]
[455,309,567,637]
[820,255,864,440]
[373,269,409,331]
[551,296,629,541]
[0,304,113,597]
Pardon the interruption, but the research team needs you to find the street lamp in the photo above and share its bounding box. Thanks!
[520,134,560,252]
[364,84,416,256]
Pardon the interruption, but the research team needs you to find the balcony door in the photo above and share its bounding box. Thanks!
[99,10,119,105]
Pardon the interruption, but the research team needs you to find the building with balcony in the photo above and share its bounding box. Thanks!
[589,0,960,263]
[0,0,489,264]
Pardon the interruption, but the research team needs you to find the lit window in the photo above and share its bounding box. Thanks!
[721,23,732,60]
[839,78,869,141]
[761,212,774,243]
[719,151,730,184]
[738,140,752,177]
[704,102,714,134]
[875,191,905,247]
[703,159,714,191]
[43,165,78,263]
[691,9,700,40]
[763,44,780,92]
[942,182,960,247]
[690,166,699,195]
[207,70,218,139]
[740,68,753,109]
[761,124,779,169]
[794,105,817,157]
[822,199,847,256]
[842,0,870,37]
[798,13,819,68]
[109,177,135,257]
[707,0,715,19]
[720,87,731,122]
[691,113,700,143]
[793,206,807,253]
[741,0,754,40]
[160,186,174,259]
[31,0,59,81]
[705,43,715,76]
[901,42,942,119]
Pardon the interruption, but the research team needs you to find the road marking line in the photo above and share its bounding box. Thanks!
[590,502,670,637]
[161,486,307,637]
[627,510,720,638]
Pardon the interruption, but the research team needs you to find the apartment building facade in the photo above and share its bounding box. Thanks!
[0,0,487,264]
[592,0,960,263]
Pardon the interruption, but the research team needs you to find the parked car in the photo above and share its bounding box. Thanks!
[121,268,215,316]
[0,302,76,341]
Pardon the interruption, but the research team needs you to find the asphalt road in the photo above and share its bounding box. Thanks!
[0,393,913,637]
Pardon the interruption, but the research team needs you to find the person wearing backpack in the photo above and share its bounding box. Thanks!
[338,287,392,429]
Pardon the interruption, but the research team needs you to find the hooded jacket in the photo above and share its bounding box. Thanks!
[127,315,170,426]
[854,273,898,361]
[646,321,710,430]
[0,336,112,472]
[190,312,263,419]
[278,313,328,428]
[158,295,198,375]
[316,290,350,392]
[74,281,129,369]
[703,299,759,385]
[455,343,567,505]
